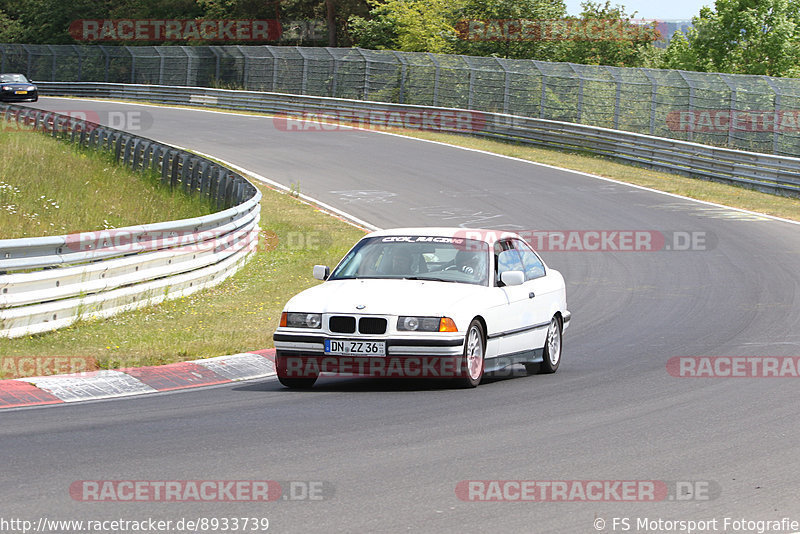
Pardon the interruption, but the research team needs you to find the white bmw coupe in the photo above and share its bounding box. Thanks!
[273,228,570,388]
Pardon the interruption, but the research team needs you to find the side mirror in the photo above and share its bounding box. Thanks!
[500,270,525,286]
[313,265,330,281]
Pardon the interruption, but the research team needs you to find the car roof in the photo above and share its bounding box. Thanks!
[365,227,523,245]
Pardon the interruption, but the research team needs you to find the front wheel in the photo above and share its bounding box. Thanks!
[538,316,562,374]
[277,376,317,389]
[455,320,485,388]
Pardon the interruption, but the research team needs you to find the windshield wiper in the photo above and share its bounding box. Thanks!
[403,276,457,283]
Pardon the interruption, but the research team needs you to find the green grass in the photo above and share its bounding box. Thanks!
[0,124,215,239]
[0,182,365,377]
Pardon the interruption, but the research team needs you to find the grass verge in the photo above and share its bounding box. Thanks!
[0,123,215,239]
[0,181,365,377]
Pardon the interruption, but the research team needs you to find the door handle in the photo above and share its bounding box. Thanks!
[528,292,535,299]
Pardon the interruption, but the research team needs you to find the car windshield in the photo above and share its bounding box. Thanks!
[0,74,29,83]
[329,235,490,286]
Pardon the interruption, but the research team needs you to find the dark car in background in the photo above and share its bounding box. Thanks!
[0,73,38,102]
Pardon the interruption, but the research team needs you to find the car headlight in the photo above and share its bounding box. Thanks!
[280,312,322,329]
[27,86,35,91]
[1,86,10,91]
[397,316,457,332]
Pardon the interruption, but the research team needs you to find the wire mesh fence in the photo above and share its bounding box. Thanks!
[3,43,800,157]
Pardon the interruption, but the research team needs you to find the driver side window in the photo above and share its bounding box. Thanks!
[495,241,524,286]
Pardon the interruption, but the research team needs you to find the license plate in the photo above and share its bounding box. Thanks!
[14,91,27,95]
[325,339,386,356]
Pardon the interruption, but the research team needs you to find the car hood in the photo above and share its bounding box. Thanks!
[285,278,488,316]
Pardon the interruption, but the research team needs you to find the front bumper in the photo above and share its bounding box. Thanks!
[274,331,466,378]
[0,90,38,102]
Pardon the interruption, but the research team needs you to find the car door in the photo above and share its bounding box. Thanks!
[513,238,559,350]
[493,240,537,357]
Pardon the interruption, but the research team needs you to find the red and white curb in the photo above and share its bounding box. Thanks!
[0,349,275,409]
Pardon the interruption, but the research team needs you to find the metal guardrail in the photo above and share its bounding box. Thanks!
[5,44,800,158]
[36,81,800,197]
[0,104,262,338]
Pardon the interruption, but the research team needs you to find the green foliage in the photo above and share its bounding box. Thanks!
[560,1,660,67]
[662,0,800,76]
[349,0,460,53]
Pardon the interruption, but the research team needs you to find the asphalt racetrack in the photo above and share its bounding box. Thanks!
[3,98,799,533]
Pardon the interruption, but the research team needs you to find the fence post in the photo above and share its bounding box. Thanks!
[47,44,57,81]
[719,74,737,149]
[495,57,510,115]
[427,52,440,107]
[391,51,407,104]
[325,47,338,97]
[181,46,192,86]
[156,47,165,85]
[72,44,83,81]
[267,46,279,92]
[297,46,309,95]
[22,44,32,79]
[677,70,695,142]
[641,69,658,135]
[570,63,584,123]
[355,48,371,100]
[209,46,222,82]
[234,45,246,88]
[100,45,110,82]
[764,76,782,155]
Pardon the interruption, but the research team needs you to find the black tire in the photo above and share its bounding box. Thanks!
[277,375,317,389]
[455,319,485,388]
[31,96,38,102]
[537,316,562,374]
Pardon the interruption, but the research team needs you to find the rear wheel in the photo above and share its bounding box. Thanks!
[455,320,485,388]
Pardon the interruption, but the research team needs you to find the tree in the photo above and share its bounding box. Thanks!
[349,0,460,53]
[664,0,800,76]
[452,0,569,60]
[560,1,660,67]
